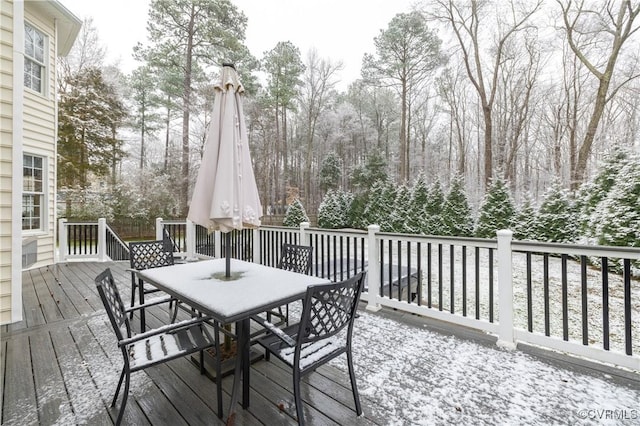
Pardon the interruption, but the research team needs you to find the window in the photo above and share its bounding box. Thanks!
[23,154,44,231]
[24,23,46,93]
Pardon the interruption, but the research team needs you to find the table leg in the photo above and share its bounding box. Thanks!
[227,318,251,422]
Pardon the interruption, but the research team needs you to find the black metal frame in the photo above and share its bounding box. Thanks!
[95,268,223,425]
[255,271,365,425]
[128,240,174,331]
[274,243,312,325]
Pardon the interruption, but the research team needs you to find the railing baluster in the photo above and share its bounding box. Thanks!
[462,245,466,316]
[475,246,480,320]
[544,254,550,336]
[581,255,588,346]
[623,259,632,356]
[562,254,568,341]
[438,244,443,311]
[527,252,532,332]
[489,248,494,323]
[450,244,455,314]
[602,257,610,351]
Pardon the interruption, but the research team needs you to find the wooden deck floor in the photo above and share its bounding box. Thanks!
[2,261,639,425]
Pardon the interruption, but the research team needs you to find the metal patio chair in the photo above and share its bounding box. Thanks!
[128,240,174,332]
[254,271,365,425]
[274,243,313,324]
[95,268,223,425]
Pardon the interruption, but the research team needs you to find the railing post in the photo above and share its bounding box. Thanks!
[366,224,381,312]
[155,217,163,241]
[98,218,107,262]
[496,229,516,349]
[186,219,196,260]
[252,228,260,264]
[58,218,67,262]
[300,222,310,245]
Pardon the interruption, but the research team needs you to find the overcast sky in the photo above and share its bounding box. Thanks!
[59,0,418,89]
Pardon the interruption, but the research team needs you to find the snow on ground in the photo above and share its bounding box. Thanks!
[327,309,640,425]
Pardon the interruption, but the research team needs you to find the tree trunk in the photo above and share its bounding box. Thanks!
[180,4,196,216]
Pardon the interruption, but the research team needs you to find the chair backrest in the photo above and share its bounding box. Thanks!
[298,271,365,345]
[278,243,312,275]
[129,240,174,271]
[95,268,131,341]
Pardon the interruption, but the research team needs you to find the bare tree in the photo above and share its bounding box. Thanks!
[298,49,343,209]
[429,0,542,189]
[557,0,640,189]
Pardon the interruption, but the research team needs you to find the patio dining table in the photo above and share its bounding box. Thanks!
[135,258,330,420]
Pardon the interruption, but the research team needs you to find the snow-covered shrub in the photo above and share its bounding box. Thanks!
[318,189,353,229]
[283,198,309,227]
[475,176,515,238]
[512,196,536,240]
[442,175,473,237]
[534,180,579,243]
[406,173,429,235]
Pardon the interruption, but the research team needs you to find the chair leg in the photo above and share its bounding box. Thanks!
[115,370,131,426]
[129,282,136,320]
[293,369,305,426]
[346,349,362,416]
[138,279,146,332]
[111,367,126,407]
[214,322,223,418]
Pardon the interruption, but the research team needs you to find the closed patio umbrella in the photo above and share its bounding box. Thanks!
[187,63,263,277]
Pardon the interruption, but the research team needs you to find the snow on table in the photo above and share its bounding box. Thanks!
[137,258,330,322]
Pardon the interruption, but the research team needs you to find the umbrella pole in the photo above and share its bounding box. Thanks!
[225,232,231,277]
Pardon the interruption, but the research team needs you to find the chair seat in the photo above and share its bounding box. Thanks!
[128,322,214,371]
[258,325,345,372]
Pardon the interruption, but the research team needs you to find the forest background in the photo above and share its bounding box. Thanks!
[57,0,640,249]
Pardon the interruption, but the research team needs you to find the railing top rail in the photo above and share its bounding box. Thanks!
[375,232,499,249]
[306,227,368,238]
[61,221,99,226]
[513,240,640,259]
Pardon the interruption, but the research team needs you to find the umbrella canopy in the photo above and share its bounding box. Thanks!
[188,64,263,234]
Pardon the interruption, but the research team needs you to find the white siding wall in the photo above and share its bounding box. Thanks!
[0,0,15,325]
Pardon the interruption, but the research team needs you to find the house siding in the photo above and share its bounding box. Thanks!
[22,8,57,268]
[0,0,14,324]
[0,0,79,324]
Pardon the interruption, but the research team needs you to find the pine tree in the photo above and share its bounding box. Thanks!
[425,180,445,235]
[475,176,515,238]
[576,150,630,237]
[390,184,411,232]
[407,173,429,235]
[318,189,352,229]
[442,176,473,237]
[364,179,396,231]
[590,153,640,249]
[283,198,309,227]
[535,180,578,243]
[319,152,342,192]
[512,196,536,240]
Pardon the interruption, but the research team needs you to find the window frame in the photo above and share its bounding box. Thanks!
[22,153,47,233]
[24,22,48,95]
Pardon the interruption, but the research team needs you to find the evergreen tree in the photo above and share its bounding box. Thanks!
[390,184,411,233]
[590,153,640,249]
[425,180,445,235]
[442,176,473,237]
[407,173,429,235]
[283,198,309,227]
[363,179,396,231]
[350,149,388,192]
[512,196,536,240]
[535,180,578,243]
[347,193,367,230]
[319,152,342,192]
[318,190,340,228]
[576,150,630,237]
[475,176,515,238]
[58,67,126,193]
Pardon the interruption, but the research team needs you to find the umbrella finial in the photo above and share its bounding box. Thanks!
[222,62,236,70]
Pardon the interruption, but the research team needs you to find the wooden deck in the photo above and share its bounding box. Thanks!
[2,261,639,425]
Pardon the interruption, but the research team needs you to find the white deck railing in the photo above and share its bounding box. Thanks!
[57,217,639,371]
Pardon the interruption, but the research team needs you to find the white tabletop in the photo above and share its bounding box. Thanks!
[137,258,330,323]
